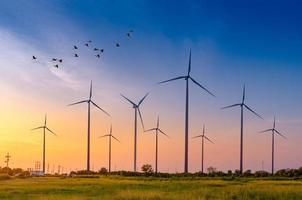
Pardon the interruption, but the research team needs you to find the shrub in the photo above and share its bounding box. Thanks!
[255,170,270,177]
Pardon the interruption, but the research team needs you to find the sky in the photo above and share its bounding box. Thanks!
[0,0,302,173]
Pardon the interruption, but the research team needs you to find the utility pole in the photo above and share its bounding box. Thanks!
[4,153,11,174]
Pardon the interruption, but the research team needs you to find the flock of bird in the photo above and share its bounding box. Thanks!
[32,30,133,68]
[26,29,288,175]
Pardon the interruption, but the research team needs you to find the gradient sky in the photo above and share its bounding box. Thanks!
[0,0,302,173]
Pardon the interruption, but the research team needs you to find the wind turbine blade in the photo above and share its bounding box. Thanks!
[46,127,57,136]
[91,101,110,116]
[187,49,191,76]
[189,77,215,97]
[157,76,186,84]
[99,134,110,138]
[111,135,121,142]
[221,103,241,110]
[144,128,156,132]
[31,126,44,131]
[157,116,160,129]
[90,80,93,99]
[67,100,88,106]
[191,135,203,139]
[120,94,136,106]
[244,104,263,119]
[242,85,245,103]
[275,130,287,139]
[138,93,149,106]
[138,108,145,131]
[158,129,169,138]
[44,114,47,126]
[204,136,214,144]
[259,129,273,133]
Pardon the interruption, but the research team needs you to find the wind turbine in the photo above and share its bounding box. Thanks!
[31,114,57,173]
[121,92,148,172]
[68,81,110,171]
[192,125,214,173]
[145,116,169,173]
[158,49,215,173]
[221,85,262,174]
[259,116,286,175]
[99,125,120,173]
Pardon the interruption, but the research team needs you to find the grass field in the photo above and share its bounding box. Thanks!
[0,176,302,200]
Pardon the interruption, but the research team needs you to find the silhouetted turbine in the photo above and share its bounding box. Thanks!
[222,85,262,174]
[31,114,57,173]
[145,116,169,173]
[192,125,214,173]
[68,81,110,171]
[121,93,148,172]
[99,125,120,173]
[259,116,286,175]
[158,49,215,173]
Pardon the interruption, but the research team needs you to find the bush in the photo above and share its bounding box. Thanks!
[255,170,270,177]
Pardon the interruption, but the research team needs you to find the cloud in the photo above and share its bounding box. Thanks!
[0,26,84,91]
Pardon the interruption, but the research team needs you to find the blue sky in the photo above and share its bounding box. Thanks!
[0,0,302,172]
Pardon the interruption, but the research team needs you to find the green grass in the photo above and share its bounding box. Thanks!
[0,176,302,199]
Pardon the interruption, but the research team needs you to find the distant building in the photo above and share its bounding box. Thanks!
[30,171,44,176]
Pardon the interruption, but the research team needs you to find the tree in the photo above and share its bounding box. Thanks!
[207,166,217,174]
[141,164,153,174]
[243,169,252,177]
[99,167,108,174]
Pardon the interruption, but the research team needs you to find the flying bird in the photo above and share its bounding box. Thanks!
[95,54,100,58]
[74,45,78,50]
[94,48,99,51]
[74,53,79,57]
[100,49,104,53]
[52,58,57,62]
[58,59,63,63]
[54,64,59,68]
[116,43,120,47]
[85,43,89,47]
[126,30,133,37]
[32,56,37,60]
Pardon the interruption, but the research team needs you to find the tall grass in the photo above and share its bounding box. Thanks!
[0,177,301,199]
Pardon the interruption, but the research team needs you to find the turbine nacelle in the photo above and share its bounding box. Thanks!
[192,125,214,144]
[121,93,149,131]
[259,117,287,139]
[221,85,263,119]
